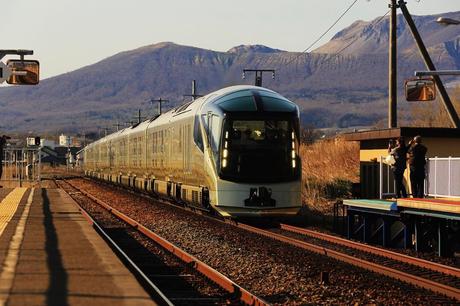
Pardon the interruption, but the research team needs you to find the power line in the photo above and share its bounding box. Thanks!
[334,10,390,56]
[284,9,390,73]
[280,0,359,70]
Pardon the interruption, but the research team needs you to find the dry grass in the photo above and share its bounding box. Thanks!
[300,138,359,214]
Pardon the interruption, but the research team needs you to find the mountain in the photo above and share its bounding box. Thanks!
[313,11,460,55]
[0,11,459,133]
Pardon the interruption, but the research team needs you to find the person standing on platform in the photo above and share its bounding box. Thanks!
[388,137,407,198]
[407,135,428,198]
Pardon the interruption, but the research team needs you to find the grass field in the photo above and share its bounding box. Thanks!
[300,138,359,214]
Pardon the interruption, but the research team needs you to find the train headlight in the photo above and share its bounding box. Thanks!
[222,158,227,168]
[291,132,296,168]
[223,149,228,158]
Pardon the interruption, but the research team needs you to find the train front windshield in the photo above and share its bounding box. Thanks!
[220,118,300,183]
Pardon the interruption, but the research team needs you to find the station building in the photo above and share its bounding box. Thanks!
[341,127,460,257]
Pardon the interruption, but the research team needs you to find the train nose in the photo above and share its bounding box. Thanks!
[244,187,276,207]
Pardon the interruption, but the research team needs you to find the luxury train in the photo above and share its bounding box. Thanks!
[83,85,302,217]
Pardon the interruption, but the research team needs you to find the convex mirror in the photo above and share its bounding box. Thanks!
[7,59,39,85]
[405,77,436,102]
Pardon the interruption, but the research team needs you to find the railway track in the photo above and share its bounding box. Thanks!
[278,223,460,279]
[62,177,458,304]
[239,222,460,301]
[57,179,267,306]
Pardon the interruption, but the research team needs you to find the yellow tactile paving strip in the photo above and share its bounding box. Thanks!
[0,188,27,238]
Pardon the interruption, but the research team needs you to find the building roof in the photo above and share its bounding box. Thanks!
[343,127,460,142]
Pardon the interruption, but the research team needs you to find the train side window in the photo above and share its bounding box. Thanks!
[193,116,204,152]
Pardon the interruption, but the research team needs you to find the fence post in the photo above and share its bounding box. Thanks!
[448,156,451,197]
[434,157,437,197]
[379,156,383,199]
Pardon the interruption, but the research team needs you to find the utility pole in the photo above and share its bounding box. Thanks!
[99,127,109,138]
[132,109,146,124]
[184,80,203,100]
[399,0,460,128]
[113,122,122,131]
[242,69,275,87]
[388,0,398,128]
[150,98,169,116]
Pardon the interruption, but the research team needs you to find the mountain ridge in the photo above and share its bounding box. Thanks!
[0,10,459,133]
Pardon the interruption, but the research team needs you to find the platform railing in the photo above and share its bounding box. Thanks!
[379,156,396,199]
[426,156,460,198]
[1,147,41,185]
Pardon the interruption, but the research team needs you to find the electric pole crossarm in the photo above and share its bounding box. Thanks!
[399,1,460,128]
[150,98,169,116]
[242,69,275,87]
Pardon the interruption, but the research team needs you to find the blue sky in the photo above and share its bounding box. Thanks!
[1,0,459,78]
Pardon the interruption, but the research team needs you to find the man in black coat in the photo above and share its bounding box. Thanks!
[389,137,407,198]
[407,135,428,198]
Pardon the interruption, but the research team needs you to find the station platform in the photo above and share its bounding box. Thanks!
[0,187,155,306]
[342,197,460,256]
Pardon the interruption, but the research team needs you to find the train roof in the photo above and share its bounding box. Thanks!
[84,85,292,150]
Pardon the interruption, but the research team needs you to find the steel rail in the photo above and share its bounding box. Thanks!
[57,184,174,306]
[74,178,460,301]
[64,180,269,306]
[234,222,460,301]
[279,223,460,279]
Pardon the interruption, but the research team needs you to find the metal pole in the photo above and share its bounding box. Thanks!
[379,156,383,199]
[38,148,41,184]
[448,156,451,196]
[399,1,460,128]
[389,0,398,128]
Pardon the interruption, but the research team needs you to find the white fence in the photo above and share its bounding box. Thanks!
[1,147,41,184]
[379,156,460,199]
[426,157,460,198]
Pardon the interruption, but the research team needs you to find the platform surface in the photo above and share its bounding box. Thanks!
[0,187,156,306]
[343,199,397,211]
[397,198,460,214]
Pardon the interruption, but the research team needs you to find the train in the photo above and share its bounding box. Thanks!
[83,85,302,217]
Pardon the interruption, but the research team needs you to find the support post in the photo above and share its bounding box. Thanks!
[347,212,353,239]
[363,214,369,243]
[389,0,398,128]
[399,1,460,128]
[438,220,447,257]
[414,220,424,252]
[382,218,389,247]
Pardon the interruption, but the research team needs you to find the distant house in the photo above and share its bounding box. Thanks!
[40,146,82,166]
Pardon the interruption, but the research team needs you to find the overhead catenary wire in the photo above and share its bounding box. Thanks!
[279,0,360,70]
[275,8,391,76]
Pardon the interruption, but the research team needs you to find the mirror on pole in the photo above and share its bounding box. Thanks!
[405,77,436,102]
[6,59,40,85]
